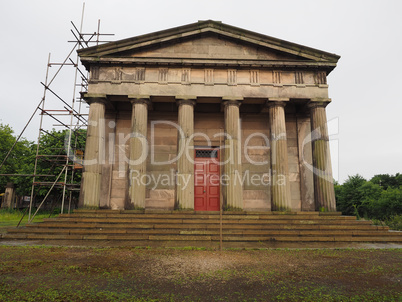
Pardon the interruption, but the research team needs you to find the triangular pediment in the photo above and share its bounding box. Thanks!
[79,20,340,69]
[112,33,308,61]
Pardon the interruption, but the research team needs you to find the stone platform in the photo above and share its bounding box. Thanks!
[2,210,401,249]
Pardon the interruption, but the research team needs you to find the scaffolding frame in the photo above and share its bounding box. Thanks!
[28,5,114,222]
[0,3,114,222]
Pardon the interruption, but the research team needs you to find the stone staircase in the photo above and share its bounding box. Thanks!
[2,210,401,248]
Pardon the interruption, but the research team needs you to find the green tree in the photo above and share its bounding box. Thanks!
[372,187,402,220]
[335,173,402,229]
[0,125,86,210]
[31,129,86,205]
[335,174,367,216]
[0,124,35,195]
[395,174,402,187]
[358,182,382,218]
[370,173,402,189]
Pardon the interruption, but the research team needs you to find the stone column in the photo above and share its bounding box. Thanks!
[268,99,292,211]
[223,97,243,210]
[80,95,106,208]
[2,183,15,209]
[176,96,196,210]
[128,96,151,209]
[308,99,336,211]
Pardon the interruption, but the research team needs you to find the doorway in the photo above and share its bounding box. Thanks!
[194,148,220,211]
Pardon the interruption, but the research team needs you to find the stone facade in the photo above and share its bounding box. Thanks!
[78,20,340,212]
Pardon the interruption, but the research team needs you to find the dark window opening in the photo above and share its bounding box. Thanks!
[195,149,218,158]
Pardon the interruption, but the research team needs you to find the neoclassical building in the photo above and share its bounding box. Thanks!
[78,20,339,212]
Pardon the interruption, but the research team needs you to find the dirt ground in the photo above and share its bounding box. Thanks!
[0,245,401,301]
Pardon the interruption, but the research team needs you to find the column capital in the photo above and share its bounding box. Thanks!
[81,93,107,105]
[176,96,196,107]
[222,96,243,108]
[128,95,151,106]
[266,98,289,108]
[308,98,331,109]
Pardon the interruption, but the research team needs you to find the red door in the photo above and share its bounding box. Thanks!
[194,149,220,211]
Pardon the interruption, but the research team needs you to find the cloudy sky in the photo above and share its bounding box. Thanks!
[0,0,401,183]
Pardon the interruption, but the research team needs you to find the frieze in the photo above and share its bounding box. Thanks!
[250,70,260,86]
[93,66,326,88]
[228,69,237,86]
[273,71,281,85]
[205,69,214,85]
[295,71,304,84]
[181,68,191,84]
[158,68,168,84]
[314,71,327,85]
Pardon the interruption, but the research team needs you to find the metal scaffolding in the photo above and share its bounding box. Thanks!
[0,3,114,222]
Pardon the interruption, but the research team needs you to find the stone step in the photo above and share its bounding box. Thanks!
[24,221,383,231]
[3,232,401,243]
[3,211,399,247]
[7,227,400,237]
[42,217,366,225]
[58,213,353,220]
[71,209,343,216]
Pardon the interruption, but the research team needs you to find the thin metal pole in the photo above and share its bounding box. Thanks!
[69,68,88,213]
[29,53,51,221]
[47,43,79,88]
[16,207,29,228]
[68,190,72,214]
[29,165,67,223]
[219,128,223,252]
[61,1,86,214]
[97,19,100,45]
[0,102,42,172]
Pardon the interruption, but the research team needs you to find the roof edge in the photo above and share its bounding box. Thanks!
[78,20,340,63]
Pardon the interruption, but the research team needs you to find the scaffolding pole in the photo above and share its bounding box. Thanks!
[28,53,51,221]
[0,3,114,221]
[61,2,86,214]
[25,5,113,218]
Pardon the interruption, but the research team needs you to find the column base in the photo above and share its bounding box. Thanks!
[81,171,101,208]
[176,173,194,210]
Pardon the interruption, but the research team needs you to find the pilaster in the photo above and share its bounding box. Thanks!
[223,97,243,210]
[267,98,292,211]
[176,96,196,209]
[128,95,151,209]
[308,98,336,211]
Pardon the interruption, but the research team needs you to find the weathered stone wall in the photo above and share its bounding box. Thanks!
[297,115,315,211]
[145,111,178,209]
[109,108,131,210]
[286,114,301,211]
[100,112,117,208]
[240,114,271,211]
[194,112,224,146]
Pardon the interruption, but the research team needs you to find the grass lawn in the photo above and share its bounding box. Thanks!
[0,246,400,301]
[0,209,57,235]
